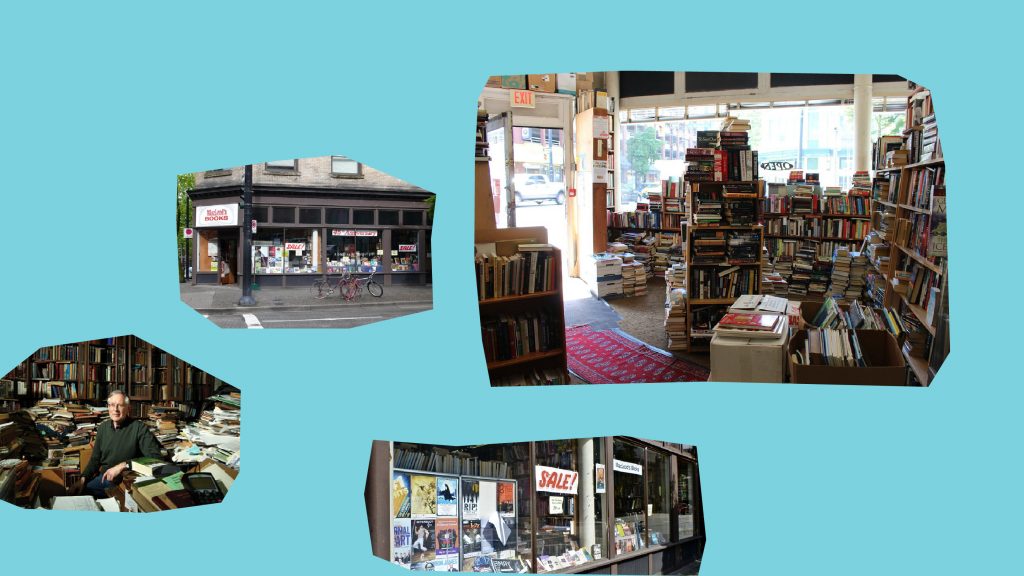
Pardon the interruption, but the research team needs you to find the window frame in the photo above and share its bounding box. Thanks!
[330,155,363,178]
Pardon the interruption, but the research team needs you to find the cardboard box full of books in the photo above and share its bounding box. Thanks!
[789,329,906,385]
[710,329,788,383]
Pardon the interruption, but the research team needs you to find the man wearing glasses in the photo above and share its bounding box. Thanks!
[77,390,162,498]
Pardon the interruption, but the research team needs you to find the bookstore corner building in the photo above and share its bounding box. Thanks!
[474,72,948,389]
[367,438,704,574]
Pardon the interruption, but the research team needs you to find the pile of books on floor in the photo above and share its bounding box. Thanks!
[653,233,682,278]
[664,265,688,352]
[147,405,186,452]
[0,458,36,506]
[621,261,647,297]
[713,311,786,339]
[24,398,106,451]
[173,393,241,470]
[789,246,815,296]
[830,249,869,302]
[589,253,623,298]
[809,253,833,298]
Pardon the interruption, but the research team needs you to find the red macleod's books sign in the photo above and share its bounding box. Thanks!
[331,229,378,237]
[196,204,238,227]
[535,465,578,494]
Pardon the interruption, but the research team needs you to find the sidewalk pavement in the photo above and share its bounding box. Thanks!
[179,281,433,314]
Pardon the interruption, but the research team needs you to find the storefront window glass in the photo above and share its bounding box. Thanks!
[253,228,319,274]
[326,208,349,225]
[674,460,696,540]
[254,206,269,223]
[299,208,321,224]
[273,206,295,223]
[354,209,375,225]
[380,210,399,225]
[326,229,383,273]
[646,450,670,546]
[404,211,423,226]
[612,440,646,555]
[391,230,419,272]
[198,229,219,272]
[593,438,608,562]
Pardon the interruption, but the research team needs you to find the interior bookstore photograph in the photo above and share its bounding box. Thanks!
[475,71,948,387]
[366,438,704,574]
[0,336,240,512]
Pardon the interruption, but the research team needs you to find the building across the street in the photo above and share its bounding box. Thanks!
[187,156,434,287]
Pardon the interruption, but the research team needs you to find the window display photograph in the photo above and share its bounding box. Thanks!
[0,336,240,512]
[475,72,948,386]
[177,155,435,329]
[366,438,704,574]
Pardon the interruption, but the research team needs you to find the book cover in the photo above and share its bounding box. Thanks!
[392,472,411,518]
[461,519,483,556]
[462,478,480,519]
[497,482,515,516]
[411,519,436,563]
[718,313,779,331]
[393,518,412,568]
[411,475,438,517]
[436,476,458,517]
[435,517,460,560]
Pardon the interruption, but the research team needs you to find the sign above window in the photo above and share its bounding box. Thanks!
[613,459,643,475]
[332,229,378,237]
[196,204,238,227]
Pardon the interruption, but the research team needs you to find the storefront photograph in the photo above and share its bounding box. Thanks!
[366,437,704,574]
[177,156,436,329]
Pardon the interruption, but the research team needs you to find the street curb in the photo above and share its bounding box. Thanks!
[191,299,434,315]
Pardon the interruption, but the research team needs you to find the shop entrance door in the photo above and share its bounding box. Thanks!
[486,113,516,228]
[218,235,237,285]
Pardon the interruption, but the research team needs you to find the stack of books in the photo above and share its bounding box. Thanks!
[791,328,867,367]
[720,116,751,132]
[621,261,646,297]
[920,114,940,161]
[713,312,786,339]
[664,286,688,352]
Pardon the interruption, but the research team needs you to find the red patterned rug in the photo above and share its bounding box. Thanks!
[566,324,710,384]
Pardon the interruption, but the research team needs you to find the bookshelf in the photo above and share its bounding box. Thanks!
[684,180,765,350]
[867,87,947,385]
[475,226,569,386]
[1,336,223,417]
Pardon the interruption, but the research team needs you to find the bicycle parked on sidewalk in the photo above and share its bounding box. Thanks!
[310,269,383,301]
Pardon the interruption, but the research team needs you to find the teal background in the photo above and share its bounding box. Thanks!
[0,1,1019,573]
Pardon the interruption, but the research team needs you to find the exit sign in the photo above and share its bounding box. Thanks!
[510,89,535,108]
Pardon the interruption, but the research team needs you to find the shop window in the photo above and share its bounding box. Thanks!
[273,207,295,223]
[197,229,219,272]
[299,208,321,224]
[331,155,361,177]
[266,159,297,171]
[254,206,269,223]
[674,460,697,540]
[646,450,671,546]
[612,440,647,555]
[353,209,375,225]
[252,228,319,274]
[326,208,349,225]
[326,229,382,273]
[391,230,419,272]
[403,211,423,226]
[379,210,399,226]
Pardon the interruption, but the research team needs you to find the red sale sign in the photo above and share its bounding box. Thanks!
[535,465,578,495]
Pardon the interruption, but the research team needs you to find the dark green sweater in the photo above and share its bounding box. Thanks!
[82,418,163,480]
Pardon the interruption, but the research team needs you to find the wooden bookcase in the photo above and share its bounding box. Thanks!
[2,336,223,417]
[475,226,569,386]
[867,86,947,385]
[684,181,765,351]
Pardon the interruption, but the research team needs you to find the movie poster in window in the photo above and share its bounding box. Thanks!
[410,519,436,565]
[461,519,482,556]
[411,475,438,518]
[436,476,458,517]
[393,472,411,518]
[462,478,480,519]
[393,518,412,569]
[435,517,459,560]
[497,481,515,517]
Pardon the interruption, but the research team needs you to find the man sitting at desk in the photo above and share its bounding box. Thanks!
[78,390,162,498]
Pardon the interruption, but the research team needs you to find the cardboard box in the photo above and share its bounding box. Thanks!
[528,74,557,93]
[500,75,527,90]
[710,328,788,383]
[789,329,907,385]
[576,72,594,92]
[557,73,576,95]
[485,76,503,89]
